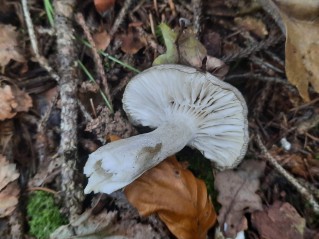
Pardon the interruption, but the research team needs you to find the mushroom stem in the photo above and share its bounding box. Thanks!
[84,117,196,194]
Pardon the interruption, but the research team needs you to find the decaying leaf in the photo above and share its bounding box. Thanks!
[124,156,217,239]
[178,28,207,68]
[0,154,20,218]
[0,85,33,120]
[273,0,319,101]
[0,24,25,68]
[153,23,228,77]
[214,160,265,238]
[120,27,146,55]
[252,201,305,239]
[93,29,111,51]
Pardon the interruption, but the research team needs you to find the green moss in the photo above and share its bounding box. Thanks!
[27,191,67,239]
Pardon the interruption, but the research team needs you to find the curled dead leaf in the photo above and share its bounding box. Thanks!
[0,85,32,120]
[124,156,216,239]
[273,0,319,101]
[214,160,265,238]
[178,28,207,68]
[0,24,25,68]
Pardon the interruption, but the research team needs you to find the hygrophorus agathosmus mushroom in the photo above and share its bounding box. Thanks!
[84,64,248,194]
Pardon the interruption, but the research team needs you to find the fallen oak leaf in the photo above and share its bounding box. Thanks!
[124,156,217,239]
[214,160,265,238]
[272,0,319,101]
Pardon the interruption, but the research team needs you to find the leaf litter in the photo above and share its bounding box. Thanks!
[214,160,265,238]
[0,154,20,218]
[1,0,319,238]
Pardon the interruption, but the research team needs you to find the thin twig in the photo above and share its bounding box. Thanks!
[75,13,113,112]
[258,0,285,35]
[256,133,319,215]
[110,0,134,36]
[192,0,202,38]
[222,31,284,63]
[21,0,60,82]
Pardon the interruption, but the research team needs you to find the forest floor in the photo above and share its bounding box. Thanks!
[0,0,319,239]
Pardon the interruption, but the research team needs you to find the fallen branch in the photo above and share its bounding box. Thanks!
[256,133,319,215]
[54,0,84,221]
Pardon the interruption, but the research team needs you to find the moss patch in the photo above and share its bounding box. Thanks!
[27,191,67,239]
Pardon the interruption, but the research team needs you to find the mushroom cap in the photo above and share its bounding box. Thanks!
[123,64,248,169]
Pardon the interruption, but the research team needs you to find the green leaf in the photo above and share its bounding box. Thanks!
[153,23,179,65]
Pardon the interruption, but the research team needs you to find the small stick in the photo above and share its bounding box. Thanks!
[110,0,134,36]
[192,0,202,38]
[21,0,59,82]
[75,13,113,110]
[256,133,319,215]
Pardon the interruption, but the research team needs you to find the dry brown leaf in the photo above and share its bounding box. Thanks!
[273,0,319,101]
[120,29,146,55]
[0,85,32,120]
[92,30,111,51]
[234,16,268,38]
[0,154,20,218]
[124,156,217,239]
[214,160,265,238]
[252,201,305,239]
[0,24,25,68]
[94,0,115,15]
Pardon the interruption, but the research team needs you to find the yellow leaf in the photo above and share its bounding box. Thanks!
[274,0,319,101]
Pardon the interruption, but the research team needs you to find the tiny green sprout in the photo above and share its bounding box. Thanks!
[27,191,67,239]
[77,60,114,113]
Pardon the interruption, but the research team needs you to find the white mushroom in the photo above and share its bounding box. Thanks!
[84,64,248,194]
